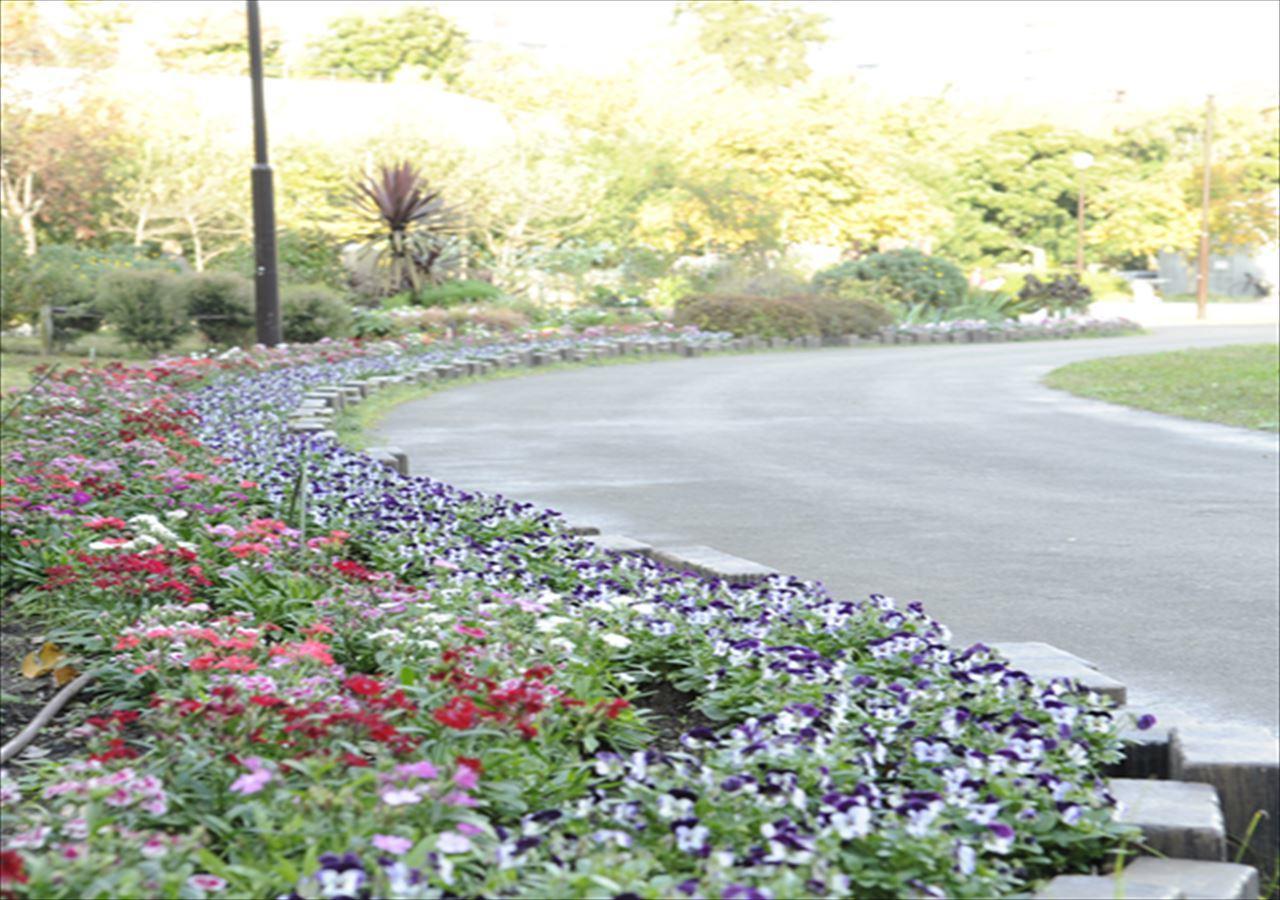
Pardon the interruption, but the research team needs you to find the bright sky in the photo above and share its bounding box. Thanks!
[107,0,1280,108]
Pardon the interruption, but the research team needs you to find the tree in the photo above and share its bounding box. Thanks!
[152,9,282,76]
[304,6,468,83]
[0,0,132,69]
[674,1,829,89]
[0,94,131,254]
[109,114,250,271]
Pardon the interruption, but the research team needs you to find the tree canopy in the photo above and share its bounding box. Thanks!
[304,6,468,83]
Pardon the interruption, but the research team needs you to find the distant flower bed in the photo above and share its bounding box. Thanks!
[889,316,1141,342]
[1,329,1140,899]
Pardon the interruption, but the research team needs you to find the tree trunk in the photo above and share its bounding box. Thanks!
[1,166,43,256]
[133,206,149,247]
[186,214,205,272]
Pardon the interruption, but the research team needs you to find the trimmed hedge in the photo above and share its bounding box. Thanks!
[674,294,891,339]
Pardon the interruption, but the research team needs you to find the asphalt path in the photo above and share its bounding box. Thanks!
[376,325,1280,734]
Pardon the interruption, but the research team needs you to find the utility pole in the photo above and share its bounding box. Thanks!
[1196,94,1214,321]
[247,0,281,346]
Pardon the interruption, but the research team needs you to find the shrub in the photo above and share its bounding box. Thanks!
[0,220,30,328]
[181,272,254,346]
[1018,274,1093,315]
[280,284,353,344]
[443,306,529,335]
[674,294,819,339]
[806,295,895,337]
[96,269,189,353]
[351,307,405,339]
[415,279,503,307]
[814,249,967,310]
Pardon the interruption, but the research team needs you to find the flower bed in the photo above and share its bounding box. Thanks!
[1,330,1143,899]
[888,316,1141,343]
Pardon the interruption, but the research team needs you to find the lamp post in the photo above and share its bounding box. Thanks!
[247,0,281,346]
[1071,152,1094,279]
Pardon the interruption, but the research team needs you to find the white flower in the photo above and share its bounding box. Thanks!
[630,602,656,617]
[437,831,472,854]
[165,510,189,521]
[601,634,631,649]
[537,616,571,633]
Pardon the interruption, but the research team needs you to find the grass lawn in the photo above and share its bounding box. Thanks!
[1044,343,1280,431]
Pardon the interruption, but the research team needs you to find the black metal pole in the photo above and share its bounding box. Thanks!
[247,0,281,346]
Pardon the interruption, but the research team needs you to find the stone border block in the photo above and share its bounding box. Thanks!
[1110,779,1226,861]
[365,446,409,477]
[1106,725,1171,781]
[648,545,778,584]
[1170,725,1279,880]
[585,534,653,556]
[1031,874,1183,899]
[990,641,1127,705]
[1121,857,1260,900]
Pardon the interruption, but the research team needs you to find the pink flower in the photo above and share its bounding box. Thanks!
[229,770,272,795]
[187,874,227,892]
[441,791,477,807]
[371,834,412,855]
[453,766,479,790]
[455,822,484,836]
[140,836,169,859]
[454,624,487,639]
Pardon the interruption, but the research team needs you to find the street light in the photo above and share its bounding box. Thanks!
[246,0,281,346]
[1071,151,1094,279]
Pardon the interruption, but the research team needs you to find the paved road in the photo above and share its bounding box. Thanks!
[376,326,1280,734]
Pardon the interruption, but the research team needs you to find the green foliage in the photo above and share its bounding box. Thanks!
[4,243,178,344]
[211,229,348,291]
[0,220,30,328]
[675,1,829,88]
[96,270,190,353]
[674,294,818,339]
[280,284,353,344]
[304,6,468,83]
[1018,274,1093,315]
[153,9,282,75]
[350,308,405,340]
[180,271,254,346]
[814,250,967,310]
[414,280,503,308]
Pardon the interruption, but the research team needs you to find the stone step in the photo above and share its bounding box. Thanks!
[1110,778,1226,861]
[287,419,330,434]
[1122,858,1260,900]
[989,641,1127,705]
[1106,723,1172,780]
[1032,873,1183,899]
[364,446,408,477]
[1170,725,1279,881]
[648,545,778,584]
[585,534,653,556]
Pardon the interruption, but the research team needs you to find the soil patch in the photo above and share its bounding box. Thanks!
[635,681,718,753]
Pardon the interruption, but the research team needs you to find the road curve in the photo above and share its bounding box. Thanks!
[376,325,1280,734]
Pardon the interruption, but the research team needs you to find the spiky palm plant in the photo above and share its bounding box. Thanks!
[352,161,460,297]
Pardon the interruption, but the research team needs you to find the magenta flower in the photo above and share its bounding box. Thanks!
[394,760,439,781]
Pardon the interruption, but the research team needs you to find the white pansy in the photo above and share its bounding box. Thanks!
[600,634,631,649]
[537,616,571,633]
